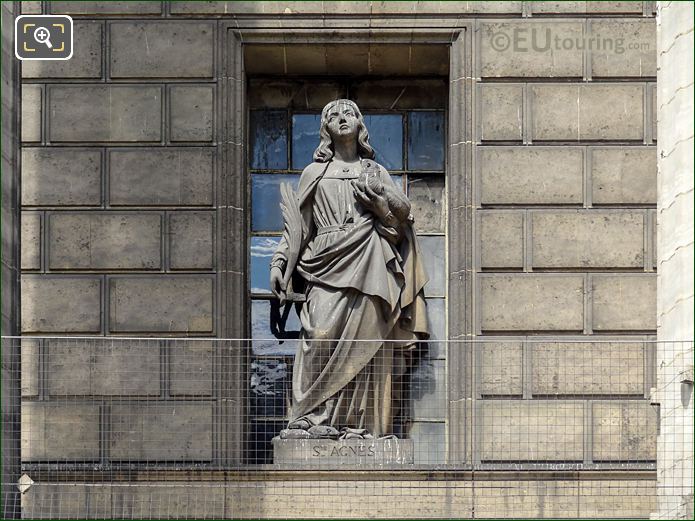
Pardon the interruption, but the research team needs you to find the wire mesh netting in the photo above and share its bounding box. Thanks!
[1,336,693,519]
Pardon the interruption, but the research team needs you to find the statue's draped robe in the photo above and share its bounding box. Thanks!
[273,161,429,437]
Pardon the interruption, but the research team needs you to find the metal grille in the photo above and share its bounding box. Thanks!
[2,336,692,519]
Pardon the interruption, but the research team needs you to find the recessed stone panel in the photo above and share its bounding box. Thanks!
[110,22,213,78]
[592,401,657,461]
[480,275,584,332]
[169,212,214,270]
[591,147,657,204]
[109,277,213,333]
[479,341,523,396]
[21,212,41,270]
[531,211,645,268]
[592,275,656,331]
[479,211,524,268]
[49,1,162,14]
[22,85,41,143]
[479,84,523,141]
[109,148,213,206]
[590,20,656,77]
[169,342,213,396]
[170,86,214,142]
[480,147,583,204]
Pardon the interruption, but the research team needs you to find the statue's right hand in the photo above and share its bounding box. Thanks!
[270,266,286,299]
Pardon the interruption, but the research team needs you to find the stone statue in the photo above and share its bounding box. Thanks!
[270,99,429,441]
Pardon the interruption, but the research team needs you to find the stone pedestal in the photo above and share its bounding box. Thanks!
[272,438,414,467]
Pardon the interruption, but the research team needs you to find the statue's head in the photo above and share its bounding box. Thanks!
[313,99,375,162]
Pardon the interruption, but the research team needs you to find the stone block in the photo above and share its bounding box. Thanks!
[479,341,523,396]
[22,148,102,206]
[410,359,446,420]
[49,1,162,14]
[108,276,213,333]
[21,338,40,397]
[531,211,645,268]
[479,147,583,204]
[591,147,657,204]
[479,211,524,268]
[578,480,656,518]
[592,275,656,331]
[48,213,161,270]
[272,438,414,467]
[109,148,213,206]
[110,402,213,460]
[22,22,101,79]
[590,20,656,77]
[531,1,644,12]
[21,484,111,520]
[169,341,213,396]
[479,400,584,461]
[479,22,584,78]
[169,212,214,270]
[532,84,644,140]
[110,484,225,520]
[479,84,523,141]
[532,342,645,395]
[170,86,214,142]
[21,212,41,270]
[22,85,41,143]
[49,86,161,142]
[480,275,584,332]
[45,339,160,396]
[21,402,100,460]
[474,480,579,519]
[21,276,101,333]
[110,22,213,78]
[592,401,657,461]
[20,1,42,13]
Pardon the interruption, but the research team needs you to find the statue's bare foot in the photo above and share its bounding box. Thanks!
[287,418,311,430]
[279,428,310,439]
[307,425,340,439]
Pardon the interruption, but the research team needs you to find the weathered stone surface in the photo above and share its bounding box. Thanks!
[49,86,161,142]
[22,148,102,206]
[110,484,225,520]
[408,175,445,233]
[20,1,41,13]
[531,1,644,13]
[532,84,644,140]
[479,22,584,78]
[272,438,414,467]
[592,401,657,461]
[479,211,524,268]
[22,85,41,142]
[479,84,522,141]
[169,212,214,270]
[579,480,656,519]
[110,402,213,460]
[591,147,657,204]
[475,480,579,519]
[480,275,584,331]
[410,359,446,420]
[108,277,213,333]
[48,213,161,270]
[531,211,645,268]
[49,1,162,14]
[21,402,100,460]
[22,484,111,520]
[21,212,41,270]
[21,276,101,333]
[22,22,101,79]
[109,148,213,206]
[592,275,656,331]
[479,341,523,396]
[409,421,446,465]
[46,340,160,396]
[532,342,645,395]
[169,342,213,396]
[21,339,39,397]
[591,20,656,77]
[479,147,583,204]
[480,401,584,461]
[170,86,214,142]
[110,23,213,78]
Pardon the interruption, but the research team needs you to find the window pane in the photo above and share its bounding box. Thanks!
[291,114,321,170]
[408,112,444,171]
[251,299,301,356]
[250,359,290,418]
[408,175,445,233]
[251,174,300,232]
[248,419,285,464]
[419,236,445,297]
[363,114,403,170]
[250,236,280,294]
[250,110,288,170]
[389,174,404,192]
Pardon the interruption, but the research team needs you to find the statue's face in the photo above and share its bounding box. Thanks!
[325,101,359,141]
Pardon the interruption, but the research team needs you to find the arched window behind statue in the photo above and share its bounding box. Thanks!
[248,78,446,465]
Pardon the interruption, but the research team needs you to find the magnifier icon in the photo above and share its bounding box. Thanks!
[33,26,53,49]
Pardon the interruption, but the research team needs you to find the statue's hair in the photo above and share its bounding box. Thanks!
[313,99,375,163]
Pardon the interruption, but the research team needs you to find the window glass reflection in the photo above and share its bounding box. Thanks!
[419,236,445,297]
[292,114,321,170]
[250,110,288,170]
[251,299,301,356]
[408,112,444,171]
[251,174,300,232]
[250,236,281,294]
[363,114,403,170]
[250,359,290,418]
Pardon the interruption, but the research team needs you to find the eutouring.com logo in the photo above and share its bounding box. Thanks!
[489,28,649,55]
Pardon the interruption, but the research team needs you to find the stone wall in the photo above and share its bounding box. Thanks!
[655,1,694,518]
